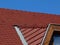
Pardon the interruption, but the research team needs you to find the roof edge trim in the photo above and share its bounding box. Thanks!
[41,24,51,45]
[14,26,28,45]
[41,23,60,45]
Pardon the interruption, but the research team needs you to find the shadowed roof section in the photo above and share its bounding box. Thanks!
[0,8,60,45]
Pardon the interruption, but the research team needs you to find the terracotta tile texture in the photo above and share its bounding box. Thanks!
[0,8,60,45]
[20,28,46,45]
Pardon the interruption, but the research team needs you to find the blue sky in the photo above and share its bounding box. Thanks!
[0,0,60,15]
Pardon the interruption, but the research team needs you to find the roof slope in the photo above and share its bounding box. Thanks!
[0,8,60,45]
[20,27,46,45]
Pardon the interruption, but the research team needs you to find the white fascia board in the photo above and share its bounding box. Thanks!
[14,26,28,45]
[41,24,51,45]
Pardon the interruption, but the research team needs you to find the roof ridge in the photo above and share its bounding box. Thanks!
[0,8,60,15]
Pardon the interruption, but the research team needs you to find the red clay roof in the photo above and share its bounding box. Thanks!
[20,27,46,45]
[0,8,60,45]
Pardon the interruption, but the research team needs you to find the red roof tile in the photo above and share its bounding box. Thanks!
[20,28,46,45]
[0,25,23,45]
[0,8,60,45]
